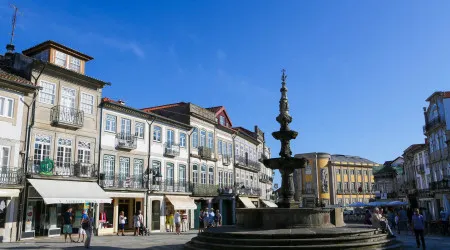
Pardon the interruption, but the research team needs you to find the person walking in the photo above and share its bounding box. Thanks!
[168,212,175,232]
[134,210,144,236]
[174,211,181,235]
[84,210,94,249]
[394,213,400,234]
[63,207,75,243]
[77,210,88,243]
[412,208,426,249]
[215,210,222,227]
[117,211,126,236]
[181,210,188,232]
[198,209,204,233]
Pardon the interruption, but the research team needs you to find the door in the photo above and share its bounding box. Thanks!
[222,200,232,225]
[118,200,130,229]
[121,118,131,136]
[151,200,160,231]
[194,202,201,229]
[60,87,76,123]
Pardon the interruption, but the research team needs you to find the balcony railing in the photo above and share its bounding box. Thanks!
[100,174,145,189]
[235,155,261,172]
[0,168,24,185]
[150,179,189,193]
[189,183,219,196]
[115,133,137,150]
[198,146,213,159]
[28,160,97,178]
[222,155,231,166]
[218,186,235,195]
[50,105,84,128]
[423,117,442,134]
[301,188,315,194]
[259,173,272,183]
[164,143,180,157]
[430,180,450,190]
[236,185,261,196]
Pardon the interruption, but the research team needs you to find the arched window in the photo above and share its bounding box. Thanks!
[152,160,161,184]
[193,164,198,184]
[192,128,198,148]
[166,162,174,185]
[208,167,214,185]
[201,164,207,184]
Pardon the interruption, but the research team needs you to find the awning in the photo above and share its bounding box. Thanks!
[238,196,256,208]
[0,189,20,197]
[261,199,278,208]
[28,179,112,204]
[166,195,197,210]
[107,191,145,198]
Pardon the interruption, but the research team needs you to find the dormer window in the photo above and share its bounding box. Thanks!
[55,51,67,67]
[54,50,81,73]
[219,116,225,126]
[70,57,81,72]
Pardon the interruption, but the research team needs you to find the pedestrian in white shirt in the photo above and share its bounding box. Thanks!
[174,211,181,235]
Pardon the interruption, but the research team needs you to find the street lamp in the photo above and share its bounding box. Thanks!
[151,167,162,185]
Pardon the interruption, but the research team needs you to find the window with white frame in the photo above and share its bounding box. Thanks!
[105,115,116,132]
[228,143,232,157]
[180,132,186,147]
[228,172,233,186]
[153,126,162,142]
[39,81,56,104]
[69,56,81,72]
[0,146,10,173]
[218,140,223,155]
[208,167,214,184]
[179,164,186,184]
[55,51,67,67]
[219,116,225,126]
[80,93,94,114]
[193,164,199,184]
[201,165,206,184]
[219,171,223,187]
[77,141,91,163]
[121,118,131,135]
[135,122,144,138]
[103,155,115,185]
[56,138,72,175]
[0,96,14,118]
[200,130,206,147]
[134,159,144,187]
[167,163,174,185]
[192,128,198,148]
[152,161,161,184]
[167,129,175,146]
[33,135,51,169]
[119,157,130,179]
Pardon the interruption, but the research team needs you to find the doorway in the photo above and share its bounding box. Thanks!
[118,199,130,229]
[151,200,160,231]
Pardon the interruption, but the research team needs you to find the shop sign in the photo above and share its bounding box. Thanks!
[40,158,54,176]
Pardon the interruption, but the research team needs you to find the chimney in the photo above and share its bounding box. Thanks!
[117,100,125,105]
[4,44,15,60]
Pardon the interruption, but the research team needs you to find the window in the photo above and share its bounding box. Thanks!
[152,161,161,184]
[119,157,130,178]
[344,182,348,190]
[219,116,225,126]
[39,81,56,104]
[179,165,186,184]
[135,122,144,138]
[351,182,355,191]
[134,159,144,188]
[77,141,91,163]
[180,133,186,147]
[0,198,7,228]
[357,170,362,175]
[343,169,348,175]
[201,165,207,184]
[166,163,174,185]
[365,182,369,191]
[228,143,232,157]
[103,155,115,187]
[337,182,342,191]
[363,170,367,175]
[193,165,199,184]
[55,51,67,67]
[0,146,10,173]
[56,138,72,175]
[121,118,131,135]
[208,167,214,184]
[33,135,51,169]
[167,129,175,146]
[200,130,206,147]
[218,140,223,155]
[219,171,223,187]
[228,172,233,186]
[336,169,341,175]
[153,126,162,142]
[192,128,198,148]
[69,56,81,72]
[80,93,94,115]
[350,170,355,175]
[105,115,116,132]
[0,96,14,118]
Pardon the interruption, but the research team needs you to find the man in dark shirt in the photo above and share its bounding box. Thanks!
[63,208,74,242]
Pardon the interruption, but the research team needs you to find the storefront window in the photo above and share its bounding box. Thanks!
[0,198,6,228]
[99,202,114,228]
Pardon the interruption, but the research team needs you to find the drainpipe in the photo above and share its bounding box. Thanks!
[315,153,319,205]
[231,131,238,224]
[145,116,156,228]
[186,128,193,229]
[17,63,45,241]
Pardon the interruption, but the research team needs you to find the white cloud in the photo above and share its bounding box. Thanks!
[217,49,227,60]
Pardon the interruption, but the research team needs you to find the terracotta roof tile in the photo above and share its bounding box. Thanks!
[0,67,35,86]
[141,102,185,112]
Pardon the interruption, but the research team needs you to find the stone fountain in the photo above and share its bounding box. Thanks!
[185,70,402,250]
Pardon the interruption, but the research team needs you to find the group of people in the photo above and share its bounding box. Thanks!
[62,207,94,249]
[117,210,145,236]
[365,207,427,249]
[198,208,222,233]
[165,210,189,234]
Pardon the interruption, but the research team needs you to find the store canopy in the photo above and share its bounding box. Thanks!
[261,199,278,208]
[238,196,256,208]
[28,179,111,204]
[166,195,197,210]
[347,202,367,207]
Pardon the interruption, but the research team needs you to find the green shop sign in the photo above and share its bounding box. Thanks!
[40,158,54,176]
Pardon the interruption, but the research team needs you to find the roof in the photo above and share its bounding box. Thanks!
[403,143,426,154]
[330,154,379,165]
[0,67,35,86]
[207,105,233,127]
[206,106,223,113]
[425,91,450,101]
[141,102,185,112]
[22,40,94,61]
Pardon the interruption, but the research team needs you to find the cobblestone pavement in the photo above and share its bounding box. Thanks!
[1,230,450,249]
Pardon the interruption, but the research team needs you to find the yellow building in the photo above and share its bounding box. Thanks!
[293,153,381,207]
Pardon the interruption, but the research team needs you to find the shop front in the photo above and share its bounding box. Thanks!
[22,179,111,239]
[164,195,196,231]
[97,191,145,236]
[0,188,20,242]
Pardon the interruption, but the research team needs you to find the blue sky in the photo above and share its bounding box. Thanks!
[1,1,450,187]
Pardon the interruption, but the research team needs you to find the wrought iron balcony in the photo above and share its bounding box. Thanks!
[198,146,213,159]
[0,168,24,185]
[189,183,219,196]
[164,143,180,157]
[423,117,443,134]
[301,188,315,194]
[149,179,189,193]
[222,155,231,166]
[430,179,450,190]
[235,155,261,172]
[50,105,84,129]
[100,174,145,189]
[259,173,272,183]
[28,160,97,178]
[218,185,235,195]
[236,185,261,197]
[115,133,137,150]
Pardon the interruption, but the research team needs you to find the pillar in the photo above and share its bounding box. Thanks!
[113,198,119,233]
[94,203,99,235]
[232,198,236,224]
